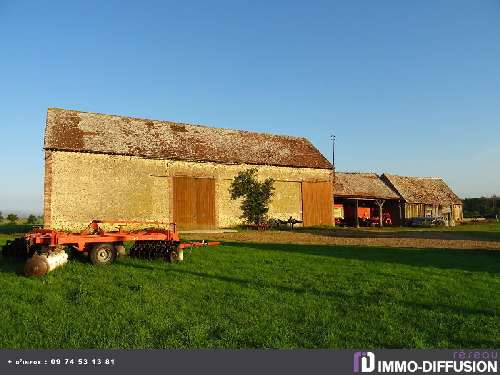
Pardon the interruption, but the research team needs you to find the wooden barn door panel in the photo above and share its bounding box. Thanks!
[195,178,216,228]
[173,177,196,229]
[173,177,215,230]
[302,181,333,226]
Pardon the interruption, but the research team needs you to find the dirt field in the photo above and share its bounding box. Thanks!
[183,227,500,250]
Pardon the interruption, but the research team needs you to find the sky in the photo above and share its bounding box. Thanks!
[0,0,499,214]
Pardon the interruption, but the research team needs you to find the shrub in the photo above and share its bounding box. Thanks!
[229,168,274,225]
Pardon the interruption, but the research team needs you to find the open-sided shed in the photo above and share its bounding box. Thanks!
[333,172,401,227]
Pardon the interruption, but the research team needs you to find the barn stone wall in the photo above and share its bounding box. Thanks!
[44,151,332,231]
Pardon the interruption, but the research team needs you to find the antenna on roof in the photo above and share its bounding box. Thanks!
[331,134,336,227]
[330,134,336,179]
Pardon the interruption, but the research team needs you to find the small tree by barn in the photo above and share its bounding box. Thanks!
[229,168,275,225]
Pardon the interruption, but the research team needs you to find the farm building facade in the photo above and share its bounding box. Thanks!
[334,172,463,226]
[333,172,401,226]
[43,108,333,231]
[381,173,463,224]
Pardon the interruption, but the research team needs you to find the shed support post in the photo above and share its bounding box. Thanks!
[355,199,359,228]
[449,204,455,227]
[398,201,403,226]
[375,199,385,227]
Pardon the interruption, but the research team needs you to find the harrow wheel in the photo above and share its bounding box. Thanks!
[89,243,117,266]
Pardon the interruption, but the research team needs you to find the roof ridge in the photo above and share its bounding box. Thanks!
[336,171,378,175]
[383,173,443,180]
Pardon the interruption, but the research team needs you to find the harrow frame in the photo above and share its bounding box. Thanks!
[24,220,181,253]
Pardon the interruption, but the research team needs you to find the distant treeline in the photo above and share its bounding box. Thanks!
[463,197,499,218]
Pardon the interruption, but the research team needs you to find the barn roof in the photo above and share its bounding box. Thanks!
[382,174,462,205]
[44,108,332,169]
[334,172,400,200]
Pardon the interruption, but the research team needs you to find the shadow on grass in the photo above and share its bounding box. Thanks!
[292,227,500,243]
[0,257,25,275]
[114,261,498,318]
[222,242,500,274]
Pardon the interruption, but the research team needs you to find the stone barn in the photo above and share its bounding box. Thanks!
[381,173,463,224]
[43,108,334,231]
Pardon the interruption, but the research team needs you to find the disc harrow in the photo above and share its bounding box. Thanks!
[1,220,220,276]
[129,240,180,262]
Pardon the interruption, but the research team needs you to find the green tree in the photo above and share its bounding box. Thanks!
[26,214,37,225]
[6,214,18,224]
[229,168,274,225]
[0,211,3,223]
[463,197,500,218]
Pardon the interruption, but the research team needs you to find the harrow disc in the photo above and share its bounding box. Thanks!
[129,240,179,262]
[1,237,33,259]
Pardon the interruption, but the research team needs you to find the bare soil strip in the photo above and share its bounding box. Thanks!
[183,230,500,250]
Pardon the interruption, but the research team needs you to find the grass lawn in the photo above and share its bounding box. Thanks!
[0,234,499,349]
[300,222,500,242]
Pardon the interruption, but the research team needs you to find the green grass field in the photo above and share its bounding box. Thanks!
[299,222,500,242]
[0,233,499,349]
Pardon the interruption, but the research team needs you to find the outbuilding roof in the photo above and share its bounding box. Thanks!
[381,174,462,205]
[44,108,332,169]
[334,172,400,200]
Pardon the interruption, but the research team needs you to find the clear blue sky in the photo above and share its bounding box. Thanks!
[1,0,499,214]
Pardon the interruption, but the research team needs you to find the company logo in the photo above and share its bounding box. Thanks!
[353,352,376,373]
[352,350,498,374]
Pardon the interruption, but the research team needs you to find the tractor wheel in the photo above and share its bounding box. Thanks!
[89,243,117,266]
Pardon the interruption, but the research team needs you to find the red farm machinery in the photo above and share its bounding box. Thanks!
[2,220,220,277]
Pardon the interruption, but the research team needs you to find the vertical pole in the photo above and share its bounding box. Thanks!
[398,201,403,226]
[376,200,385,227]
[331,135,336,227]
[379,203,383,227]
[331,134,336,169]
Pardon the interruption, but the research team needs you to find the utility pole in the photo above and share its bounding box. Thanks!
[331,134,336,227]
[330,134,336,181]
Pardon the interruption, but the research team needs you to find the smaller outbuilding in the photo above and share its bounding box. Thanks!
[333,172,402,227]
[381,174,463,225]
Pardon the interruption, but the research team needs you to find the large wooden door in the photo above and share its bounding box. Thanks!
[173,177,216,230]
[302,181,333,226]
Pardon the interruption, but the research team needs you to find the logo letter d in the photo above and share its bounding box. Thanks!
[361,352,376,373]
